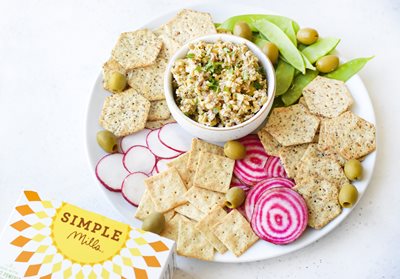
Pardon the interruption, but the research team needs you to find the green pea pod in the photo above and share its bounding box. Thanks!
[214,23,221,28]
[272,96,285,109]
[275,60,295,96]
[325,57,373,82]
[302,38,340,64]
[253,37,268,49]
[254,19,305,74]
[281,70,319,106]
[301,52,316,71]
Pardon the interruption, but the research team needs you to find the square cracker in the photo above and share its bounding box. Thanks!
[195,205,228,254]
[158,34,181,59]
[187,138,224,171]
[279,143,309,178]
[162,9,217,46]
[99,88,150,137]
[145,115,176,129]
[166,152,191,184]
[258,129,282,157]
[127,46,168,101]
[111,29,162,70]
[213,210,259,257]
[294,177,342,229]
[177,217,214,261]
[265,104,320,146]
[303,76,353,118]
[174,202,205,221]
[135,190,175,221]
[148,100,171,121]
[161,213,184,242]
[185,186,225,214]
[102,58,127,93]
[145,167,187,212]
[193,152,234,193]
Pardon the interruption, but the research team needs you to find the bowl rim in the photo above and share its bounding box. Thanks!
[164,33,276,132]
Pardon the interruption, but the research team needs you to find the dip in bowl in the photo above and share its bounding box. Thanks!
[164,34,276,142]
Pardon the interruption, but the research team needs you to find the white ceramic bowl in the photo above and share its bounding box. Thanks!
[164,34,276,142]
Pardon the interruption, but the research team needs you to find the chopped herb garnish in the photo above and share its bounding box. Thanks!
[253,81,262,90]
[186,53,195,58]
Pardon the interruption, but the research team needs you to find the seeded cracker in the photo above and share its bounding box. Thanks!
[162,9,217,46]
[265,104,320,146]
[174,202,205,221]
[177,217,214,261]
[187,138,224,171]
[195,205,228,254]
[303,76,353,118]
[294,177,342,229]
[111,29,162,70]
[278,144,309,178]
[145,168,187,212]
[145,115,176,129]
[193,152,234,193]
[99,89,150,137]
[148,100,171,121]
[302,143,346,167]
[158,34,181,59]
[185,187,225,214]
[161,213,184,242]
[135,190,175,221]
[102,58,126,93]
[213,210,259,257]
[166,152,191,184]
[258,129,282,156]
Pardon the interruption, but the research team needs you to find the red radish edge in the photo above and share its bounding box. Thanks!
[158,123,192,152]
[120,128,151,153]
[146,129,182,159]
[121,172,149,207]
[123,145,157,175]
[95,153,129,192]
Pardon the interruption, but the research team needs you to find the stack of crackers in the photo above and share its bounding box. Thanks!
[135,138,258,260]
[99,9,217,136]
[258,76,376,229]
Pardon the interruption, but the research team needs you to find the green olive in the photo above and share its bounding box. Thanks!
[96,130,118,153]
[261,42,279,65]
[316,55,339,73]
[141,212,165,234]
[338,183,358,208]
[296,28,319,45]
[224,140,246,160]
[225,187,246,209]
[108,71,127,92]
[233,21,252,41]
[344,159,363,180]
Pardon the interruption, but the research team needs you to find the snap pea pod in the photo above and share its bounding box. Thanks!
[219,14,299,42]
[301,52,316,71]
[302,38,340,64]
[254,19,305,73]
[214,23,221,28]
[325,57,373,82]
[272,96,285,109]
[253,37,268,49]
[281,70,319,106]
[275,60,295,96]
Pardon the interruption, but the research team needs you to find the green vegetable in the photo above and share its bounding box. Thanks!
[214,23,221,28]
[301,52,316,71]
[253,37,268,49]
[225,187,246,209]
[302,37,340,64]
[325,57,373,82]
[281,70,318,106]
[254,19,305,73]
[186,53,195,59]
[272,96,285,109]
[275,60,295,96]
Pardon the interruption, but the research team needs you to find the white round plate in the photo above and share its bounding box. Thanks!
[86,2,376,263]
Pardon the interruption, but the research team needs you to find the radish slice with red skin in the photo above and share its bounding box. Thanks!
[121,172,148,207]
[95,153,129,192]
[251,187,308,245]
[245,177,295,220]
[265,156,288,178]
[123,145,156,174]
[120,129,151,153]
[146,129,182,159]
[153,158,174,174]
[233,135,270,186]
[158,123,193,152]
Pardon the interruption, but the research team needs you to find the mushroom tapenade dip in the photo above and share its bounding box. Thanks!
[171,40,268,127]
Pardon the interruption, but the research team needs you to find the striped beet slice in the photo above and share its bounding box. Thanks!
[265,156,288,178]
[245,177,295,220]
[251,187,308,245]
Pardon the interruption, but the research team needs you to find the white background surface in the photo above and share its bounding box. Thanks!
[0,0,399,278]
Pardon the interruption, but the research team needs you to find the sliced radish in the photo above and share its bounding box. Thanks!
[95,153,129,192]
[233,135,270,186]
[230,176,250,190]
[146,129,182,159]
[245,177,295,220]
[123,145,156,174]
[121,172,148,207]
[265,156,288,178]
[120,129,151,153]
[251,187,308,245]
[158,123,193,152]
[154,158,173,174]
